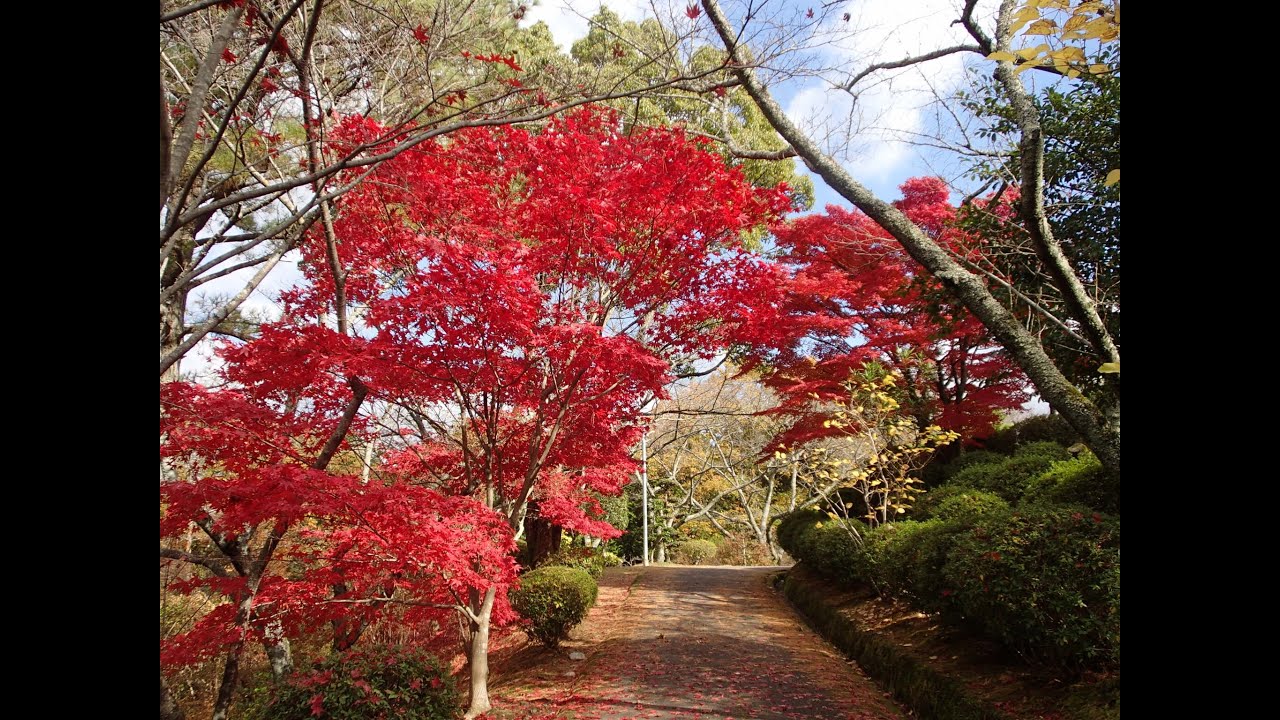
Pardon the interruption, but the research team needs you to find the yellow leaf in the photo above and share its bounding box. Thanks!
[1098,362,1120,374]
[1015,47,1042,60]
[1089,63,1111,75]
[1025,19,1058,35]
[1104,169,1120,186]
[1063,14,1088,32]
[987,51,1017,62]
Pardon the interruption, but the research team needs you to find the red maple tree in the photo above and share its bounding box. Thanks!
[744,177,1028,451]
[160,107,791,718]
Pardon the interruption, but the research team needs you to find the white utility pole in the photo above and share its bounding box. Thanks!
[641,428,649,566]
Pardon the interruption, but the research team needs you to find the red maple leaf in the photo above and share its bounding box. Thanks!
[412,24,429,44]
[686,4,702,19]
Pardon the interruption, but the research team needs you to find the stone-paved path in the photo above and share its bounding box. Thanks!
[489,565,905,720]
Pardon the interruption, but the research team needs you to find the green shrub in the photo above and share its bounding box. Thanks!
[1013,440,1071,461]
[796,519,871,586]
[601,550,623,567]
[947,454,1059,501]
[775,508,826,557]
[251,646,457,720]
[1022,453,1120,515]
[776,509,875,585]
[511,566,598,648]
[864,520,971,612]
[673,539,719,565]
[984,414,1079,453]
[943,504,1120,669]
[933,491,1010,524]
[913,486,1009,522]
[540,546,605,578]
[934,450,1006,485]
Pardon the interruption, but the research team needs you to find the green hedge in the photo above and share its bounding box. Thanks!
[780,495,1121,671]
[926,450,1006,486]
[943,504,1120,669]
[946,454,1060,501]
[782,572,1009,720]
[1022,454,1120,515]
[984,414,1079,453]
[913,487,1009,522]
[251,646,457,720]
[1013,440,1072,461]
[511,566,598,648]
[776,508,827,557]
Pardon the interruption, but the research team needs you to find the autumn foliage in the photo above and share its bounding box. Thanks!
[745,178,1028,450]
[160,108,790,711]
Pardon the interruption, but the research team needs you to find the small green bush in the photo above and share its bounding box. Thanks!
[947,454,1059,501]
[775,508,826,557]
[673,539,719,565]
[251,646,458,720]
[863,520,969,612]
[984,414,1079,453]
[541,546,605,578]
[601,550,623,567]
[511,566,598,648]
[1013,440,1071,461]
[913,486,1009,522]
[935,450,1006,484]
[1022,453,1120,515]
[933,490,1011,524]
[796,519,870,586]
[943,504,1120,669]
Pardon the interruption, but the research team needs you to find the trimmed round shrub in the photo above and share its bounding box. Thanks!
[984,414,1080,453]
[866,520,967,611]
[673,539,718,565]
[775,508,826,557]
[913,486,1009,521]
[1022,453,1120,515]
[795,519,870,586]
[1013,440,1072,461]
[541,546,605,578]
[511,566,598,648]
[252,646,458,720]
[933,490,1011,524]
[947,454,1060,501]
[938,449,1006,481]
[943,504,1120,670]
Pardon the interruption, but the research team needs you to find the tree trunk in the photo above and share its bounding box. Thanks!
[264,620,294,680]
[210,637,245,720]
[160,228,194,383]
[523,500,562,567]
[463,587,497,720]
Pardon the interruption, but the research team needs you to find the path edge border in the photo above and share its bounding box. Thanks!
[776,566,1013,720]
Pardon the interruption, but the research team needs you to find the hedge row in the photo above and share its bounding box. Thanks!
[777,501,1119,670]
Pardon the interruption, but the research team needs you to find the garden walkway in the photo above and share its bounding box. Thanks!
[489,565,904,720]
